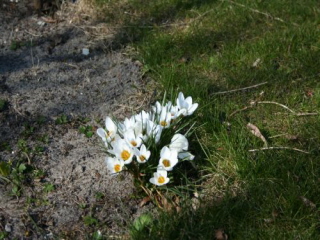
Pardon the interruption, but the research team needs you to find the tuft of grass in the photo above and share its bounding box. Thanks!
[0,99,8,111]
[89,0,320,238]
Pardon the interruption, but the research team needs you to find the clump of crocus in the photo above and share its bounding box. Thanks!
[97,92,198,187]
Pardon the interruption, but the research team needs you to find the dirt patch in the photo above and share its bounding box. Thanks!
[0,1,154,238]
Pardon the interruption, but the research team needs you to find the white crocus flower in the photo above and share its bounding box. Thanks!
[159,106,172,128]
[134,144,151,163]
[152,101,163,115]
[176,92,198,116]
[123,129,143,148]
[158,146,178,171]
[178,152,195,161]
[134,110,150,123]
[169,105,180,120]
[109,138,134,164]
[105,157,124,174]
[96,128,108,144]
[149,169,170,186]
[97,116,118,143]
[169,133,189,152]
[146,120,162,143]
[120,116,136,133]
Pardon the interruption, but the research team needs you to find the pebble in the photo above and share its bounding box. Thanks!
[5,223,12,232]
[82,48,90,56]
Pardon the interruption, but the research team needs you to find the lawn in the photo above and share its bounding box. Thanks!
[94,0,320,238]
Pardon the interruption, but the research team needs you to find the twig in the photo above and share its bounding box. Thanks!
[0,176,11,183]
[222,0,299,26]
[24,30,42,37]
[211,82,268,95]
[258,101,318,116]
[269,133,290,139]
[228,105,251,118]
[295,112,318,116]
[257,101,295,113]
[22,152,31,165]
[12,98,24,116]
[249,147,309,154]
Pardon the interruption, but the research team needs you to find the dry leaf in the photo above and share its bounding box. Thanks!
[139,196,151,208]
[160,195,173,212]
[247,123,268,147]
[284,134,298,141]
[215,229,228,240]
[300,196,316,209]
[263,218,274,223]
[272,210,279,218]
[252,58,261,67]
[191,197,200,210]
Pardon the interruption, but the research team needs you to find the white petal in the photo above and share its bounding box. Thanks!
[187,103,198,115]
[170,134,188,152]
[150,177,157,185]
[97,128,107,141]
[105,117,116,131]
[178,152,195,160]
[185,96,193,106]
[157,169,168,178]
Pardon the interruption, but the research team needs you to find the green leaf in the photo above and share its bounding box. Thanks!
[85,131,94,138]
[83,215,98,226]
[92,231,104,240]
[132,214,153,231]
[55,114,68,124]
[79,126,86,133]
[0,162,11,177]
[0,231,9,239]
[12,185,21,196]
[43,183,55,193]
[18,164,27,173]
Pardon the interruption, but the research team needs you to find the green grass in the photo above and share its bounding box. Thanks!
[93,0,320,238]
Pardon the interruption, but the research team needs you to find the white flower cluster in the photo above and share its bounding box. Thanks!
[97,92,198,186]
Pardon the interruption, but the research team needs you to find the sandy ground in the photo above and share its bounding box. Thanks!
[0,1,154,238]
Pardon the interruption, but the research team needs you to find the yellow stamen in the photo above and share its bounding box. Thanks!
[114,164,121,172]
[162,159,170,167]
[106,130,114,138]
[130,140,137,147]
[121,150,131,161]
[139,155,146,162]
[158,176,165,184]
[160,121,167,127]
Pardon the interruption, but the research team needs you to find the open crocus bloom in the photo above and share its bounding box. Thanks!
[96,116,118,143]
[109,138,134,164]
[134,144,151,163]
[123,129,143,148]
[169,133,189,152]
[149,169,170,186]
[105,157,124,174]
[158,146,178,171]
[176,92,198,116]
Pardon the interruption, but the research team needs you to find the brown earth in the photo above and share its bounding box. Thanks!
[0,1,155,238]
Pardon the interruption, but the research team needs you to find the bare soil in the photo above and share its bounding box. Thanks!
[0,1,154,239]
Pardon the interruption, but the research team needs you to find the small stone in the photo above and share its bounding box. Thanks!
[5,223,12,232]
[82,48,89,56]
[37,21,46,27]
